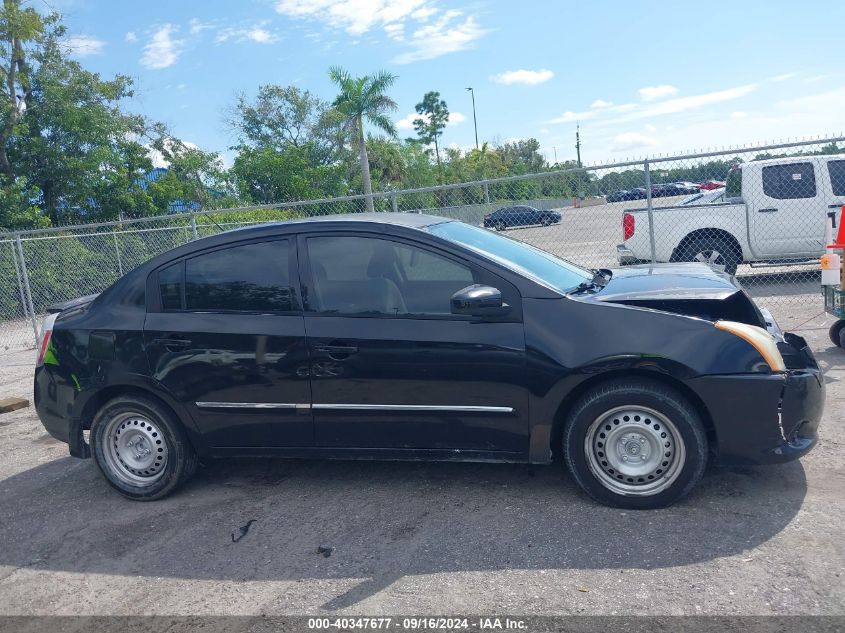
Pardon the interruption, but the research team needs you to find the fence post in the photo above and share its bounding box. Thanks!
[15,234,38,343]
[112,231,123,277]
[390,192,398,213]
[643,159,657,264]
[190,215,199,241]
[483,182,491,204]
[10,241,30,336]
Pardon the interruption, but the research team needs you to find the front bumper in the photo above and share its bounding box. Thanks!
[690,363,824,465]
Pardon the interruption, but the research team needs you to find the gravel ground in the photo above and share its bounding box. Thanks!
[0,311,843,617]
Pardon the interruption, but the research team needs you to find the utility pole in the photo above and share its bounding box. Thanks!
[575,123,582,168]
[466,87,479,150]
[552,146,557,163]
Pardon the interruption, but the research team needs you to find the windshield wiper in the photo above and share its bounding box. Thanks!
[568,269,612,295]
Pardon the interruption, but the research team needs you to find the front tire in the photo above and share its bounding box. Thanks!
[563,379,708,509]
[91,395,198,501]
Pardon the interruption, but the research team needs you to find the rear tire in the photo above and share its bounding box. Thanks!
[541,216,553,227]
[678,236,740,275]
[829,320,845,347]
[494,221,506,231]
[839,327,845,351]
[91,395,198,501]
[563,379,708,509]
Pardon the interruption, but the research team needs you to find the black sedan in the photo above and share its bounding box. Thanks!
[482,205,561,230]
[606,190,644,203]
[35,214,823,508]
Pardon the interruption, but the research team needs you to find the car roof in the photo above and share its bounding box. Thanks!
[240,212,451,232]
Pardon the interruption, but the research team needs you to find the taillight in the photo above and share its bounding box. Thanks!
[623,213,635,240]
[36,313,58,366]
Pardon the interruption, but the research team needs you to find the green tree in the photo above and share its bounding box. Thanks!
[328,66,398,213]
[411,91,449,183]
[499,138,547,174]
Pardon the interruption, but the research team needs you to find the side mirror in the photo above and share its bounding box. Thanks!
[450,284,509,316]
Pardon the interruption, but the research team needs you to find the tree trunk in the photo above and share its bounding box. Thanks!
[357,116,374,213]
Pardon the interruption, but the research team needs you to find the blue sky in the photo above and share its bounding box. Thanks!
[53,0,844,166]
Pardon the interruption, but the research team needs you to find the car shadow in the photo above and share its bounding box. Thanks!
[0,454,806,609]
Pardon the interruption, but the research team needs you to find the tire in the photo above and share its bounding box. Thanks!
[91,395,199,501]
[678,236,740,275]
[840,326,845,351]
[540,216,553,227]
[563,379,708,509]
[829,320,845,347]
[494,221,507,231]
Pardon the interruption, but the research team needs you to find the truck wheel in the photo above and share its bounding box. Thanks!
[91,395,199,501]
[563,379,708,509]
[679,236,740,275]
[829,320,845,347]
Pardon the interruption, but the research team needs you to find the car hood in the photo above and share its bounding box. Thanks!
[577,262,766,326]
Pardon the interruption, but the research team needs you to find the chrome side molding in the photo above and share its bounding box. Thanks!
[196,402,514,413]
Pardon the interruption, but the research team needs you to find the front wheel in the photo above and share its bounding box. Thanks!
[494,221,507,231]
[91,395,199,501]
[540,216,553,227]
[563,379,708,509]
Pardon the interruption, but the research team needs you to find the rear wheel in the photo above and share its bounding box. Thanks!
[678,236,740,275]
[494,220,507,231]
[829,320,845,347]
[91,395,198,501]
[563,379,708,509]
[540,216,553,227]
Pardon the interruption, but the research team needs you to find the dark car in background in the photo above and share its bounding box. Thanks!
[606,190,644,203]
[483,205,561,230]
[35,214,823,509]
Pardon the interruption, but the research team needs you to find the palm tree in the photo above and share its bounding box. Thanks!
[328,66,398,213]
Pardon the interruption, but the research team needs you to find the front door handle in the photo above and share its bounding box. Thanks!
[758,207,778,213]
[153,337,192,350]
[314,344,358,360]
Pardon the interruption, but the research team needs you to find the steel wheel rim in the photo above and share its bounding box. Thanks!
[103,412,169,486]
[694,249,726,272]
[584,405,686,497]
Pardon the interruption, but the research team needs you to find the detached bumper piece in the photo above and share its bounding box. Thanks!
[691,332,824,465]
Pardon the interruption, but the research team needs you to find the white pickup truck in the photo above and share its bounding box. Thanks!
[617,154,845,273]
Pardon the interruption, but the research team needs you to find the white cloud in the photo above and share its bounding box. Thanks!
[189,18,216,35]
[393,12,487,63]
[217,21,279,44]
[274,1,488,63]
[148,140,200,169]
[644,123,657,132]
[490,69,554,86]
[611,132,657,152]
[397,111,466,130]
[141,24,183,69]
[770,72,798,82]
[590,99,613,109]
[638,85,678,101]
[551,83,758,127]
[63,35,106,56]
[730,111,748,119]
[125,31,137,43]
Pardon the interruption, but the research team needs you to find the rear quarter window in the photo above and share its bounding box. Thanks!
[828,159,845,197]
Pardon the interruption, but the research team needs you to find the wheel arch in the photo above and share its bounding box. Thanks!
[671,228,745,264]
[78,383,207,456]
[548,369,717,461]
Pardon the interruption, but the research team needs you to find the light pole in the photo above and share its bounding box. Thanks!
[466,87,479,150]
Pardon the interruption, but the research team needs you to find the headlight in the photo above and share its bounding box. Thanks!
[715,320,786,372]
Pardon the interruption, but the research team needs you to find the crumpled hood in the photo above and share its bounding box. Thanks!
[593,262,739,302]
[576,262,765,327]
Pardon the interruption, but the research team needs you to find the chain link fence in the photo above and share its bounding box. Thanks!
[2,136,842,362]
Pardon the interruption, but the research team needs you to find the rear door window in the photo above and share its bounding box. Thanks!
[762,162,817,199]
[158,240,297,312]
[828,160,845,197]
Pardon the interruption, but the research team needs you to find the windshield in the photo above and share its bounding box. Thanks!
[428,221,592,293]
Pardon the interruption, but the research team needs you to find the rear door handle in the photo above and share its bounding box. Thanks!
[758,207,778,213]
[314,344,358,359]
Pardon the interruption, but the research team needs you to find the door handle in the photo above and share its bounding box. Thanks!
[153,337,192,350]
[758,207,778,213]
[314,344,358,360]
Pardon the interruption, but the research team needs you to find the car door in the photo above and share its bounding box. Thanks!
[299,231,529,455]
[144,237,313,449]
[749,160,825,257]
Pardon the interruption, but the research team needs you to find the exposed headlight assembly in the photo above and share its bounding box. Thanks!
[715,320,786,372]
